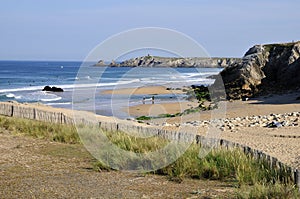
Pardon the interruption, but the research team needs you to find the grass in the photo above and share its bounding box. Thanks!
[136,113,179,121]
[93,130,300,198]
[264,42,295,54]
[1,115,299,198]
[136,115,152,121]
[0,115,79,144]
[237,183,300,199]
[155,145,293,186]
[104,130,169,154]
[135,107,210,121]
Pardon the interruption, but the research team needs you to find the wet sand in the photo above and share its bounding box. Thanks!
[102,85,183,95]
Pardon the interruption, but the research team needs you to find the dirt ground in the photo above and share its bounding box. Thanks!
[0,129,235,199]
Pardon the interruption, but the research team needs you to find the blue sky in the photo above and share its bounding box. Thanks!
[0,0,299,61]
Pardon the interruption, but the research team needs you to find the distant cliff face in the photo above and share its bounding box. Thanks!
[95,56,241,68]
[220,42,300,99]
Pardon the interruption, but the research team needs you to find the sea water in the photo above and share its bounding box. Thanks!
[0,61,221,118]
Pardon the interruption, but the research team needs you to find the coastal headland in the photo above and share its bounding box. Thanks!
[95,56,241,68]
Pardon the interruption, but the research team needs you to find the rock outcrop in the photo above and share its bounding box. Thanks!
[42,86,64,92]
[95,56,241,68]
[94,60,107,66]
[219,41,300,99]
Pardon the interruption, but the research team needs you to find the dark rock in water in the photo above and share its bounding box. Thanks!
[216,41,300,99]
[51,87,64,92]
[42,86,64,92]
[43,86,52,91]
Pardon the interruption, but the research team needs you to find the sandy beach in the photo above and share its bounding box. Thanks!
[26,84,300,169]
[103,85,195,117]
[102,85,184,95]
[123,101,198,117]
[102,86,300,169]
[104,85,300,119]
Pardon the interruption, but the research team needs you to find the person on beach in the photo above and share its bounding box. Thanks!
[142,96,146,104]
[152,96,155,104]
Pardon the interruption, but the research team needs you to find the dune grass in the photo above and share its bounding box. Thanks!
[0,115,79,144]
[0,115,299,198]
[94,129,299,198]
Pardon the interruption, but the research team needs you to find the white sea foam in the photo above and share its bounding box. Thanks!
[46,102,72,106]
[0,69,220,108]
[6,93,15,98]
[19,91,62,102]
[0,86,44,93]
[40,96,62,102]
[0,79,142,94]
[5,93,22,99]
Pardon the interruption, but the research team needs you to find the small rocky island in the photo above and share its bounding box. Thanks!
[95,56,241,68]
[42,86,64,92]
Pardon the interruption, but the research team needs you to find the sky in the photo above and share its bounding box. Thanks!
[0,0,299,61]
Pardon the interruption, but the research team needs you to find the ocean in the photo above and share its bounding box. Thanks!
[0,61,221,118]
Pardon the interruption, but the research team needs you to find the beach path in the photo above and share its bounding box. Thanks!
[0,129,234,198]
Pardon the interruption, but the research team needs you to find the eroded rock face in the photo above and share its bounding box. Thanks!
[219,42,300,99]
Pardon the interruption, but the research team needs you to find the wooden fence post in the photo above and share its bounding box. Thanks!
[294,169,300,190]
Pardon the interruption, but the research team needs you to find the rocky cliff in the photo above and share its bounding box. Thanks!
[219,41,300,99]
[95,56,241,68]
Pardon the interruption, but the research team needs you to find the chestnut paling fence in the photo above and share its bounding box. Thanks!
[0,102,299,189]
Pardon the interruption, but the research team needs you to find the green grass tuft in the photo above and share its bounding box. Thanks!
[0,115,79,144]
[237,183,300,199]
[136,116,152,121]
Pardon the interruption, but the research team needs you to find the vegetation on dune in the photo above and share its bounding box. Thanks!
[0,115,299,198]
[94,130,299,198]
[136,115,152,121]
[136,113,179,121]
[95,131,300,198]
[188,85,211,102]
[0,115,79,144]
[237,183,300,199]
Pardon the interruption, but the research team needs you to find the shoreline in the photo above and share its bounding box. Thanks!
[101,85,191,118]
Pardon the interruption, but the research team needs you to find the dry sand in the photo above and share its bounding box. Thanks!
[141,91,300,168]
[129,91,300,120]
